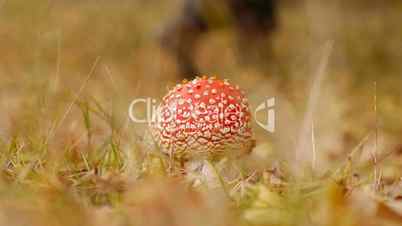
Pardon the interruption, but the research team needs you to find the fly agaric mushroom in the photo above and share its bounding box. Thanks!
[149,76,255,161]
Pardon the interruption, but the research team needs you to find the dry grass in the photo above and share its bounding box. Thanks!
[0,0,402,225]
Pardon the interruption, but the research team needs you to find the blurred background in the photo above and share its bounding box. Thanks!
[1,0,401,166]
[0,0,402,225]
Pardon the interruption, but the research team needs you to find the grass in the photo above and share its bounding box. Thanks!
[0,0,402,225]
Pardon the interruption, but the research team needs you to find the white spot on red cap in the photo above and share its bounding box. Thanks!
[149,76,254,158]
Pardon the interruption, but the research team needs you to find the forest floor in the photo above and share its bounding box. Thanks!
[0,1,401,225]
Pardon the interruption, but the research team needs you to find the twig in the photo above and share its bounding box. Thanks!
[372,81,381,190]
[311,121,317,171]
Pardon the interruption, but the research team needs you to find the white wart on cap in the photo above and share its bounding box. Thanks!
[150,76,254,160]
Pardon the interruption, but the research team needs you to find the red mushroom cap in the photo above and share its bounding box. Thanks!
[150,76,254,159]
